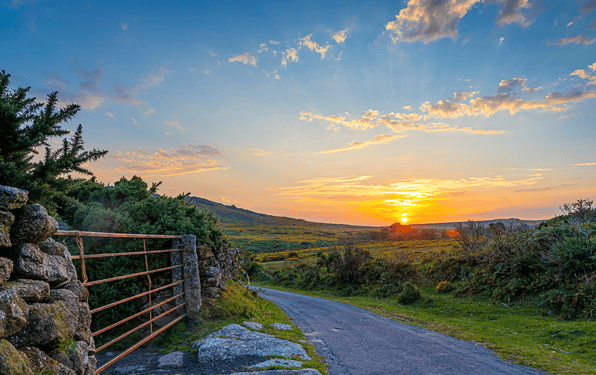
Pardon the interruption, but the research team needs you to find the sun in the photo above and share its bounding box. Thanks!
[401,217,408,223]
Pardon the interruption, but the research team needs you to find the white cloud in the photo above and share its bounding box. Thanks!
[318,134,402,154]
[330,28,351,43]
[165,131,174,136]
[551,35,596,46]
[121,23,128,30]
[499,37,504,45]
[228,52,257,67]
[105,112,114,117]
[208,50,217,57]
[108,144,227,177]
[144,108,155,117]
[386,0,533,44]
[300,34,331,59]
[132,117,138,125]
[163,120,186,132]
[281,48,299,67]
[269,40,281,45]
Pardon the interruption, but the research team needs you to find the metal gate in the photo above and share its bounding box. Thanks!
[56,230,188,374]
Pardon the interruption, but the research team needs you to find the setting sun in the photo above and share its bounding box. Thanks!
[401,217,408,223]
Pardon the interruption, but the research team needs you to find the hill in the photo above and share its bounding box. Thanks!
[186,196,373,230]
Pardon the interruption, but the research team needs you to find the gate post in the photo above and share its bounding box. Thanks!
[181,234,202,319]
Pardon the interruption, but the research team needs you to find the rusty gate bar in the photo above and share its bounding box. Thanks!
[97,313,187,373]
[71,248,179,259]
[54,230,190,374]
[84,265,183,286]
[56,230,182,239]
[93,292,185,337]
[90,280,183,314]
[96,303,187,353]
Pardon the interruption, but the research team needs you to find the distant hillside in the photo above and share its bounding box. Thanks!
[186,196,373,230]
[186,196,546,230]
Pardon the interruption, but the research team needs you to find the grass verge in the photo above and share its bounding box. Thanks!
[152,282,328,374]
[254,283,596,375]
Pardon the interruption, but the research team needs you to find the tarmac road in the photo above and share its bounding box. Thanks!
[258,287,551,375]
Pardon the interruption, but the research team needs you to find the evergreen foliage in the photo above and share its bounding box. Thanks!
[0,70,107,213]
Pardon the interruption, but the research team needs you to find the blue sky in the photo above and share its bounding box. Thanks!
[2,0,595,225]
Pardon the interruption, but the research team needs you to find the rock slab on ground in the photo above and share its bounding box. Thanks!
[194,324,310,362]
[250,358,304,369]
[243,321,264,330]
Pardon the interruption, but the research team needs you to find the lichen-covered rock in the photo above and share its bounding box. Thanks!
[7,293,78,348]
[0,211,15,248]
[74,302,92,345]
[50,340,91,375]
[39,237,68,256]
[0,186,28,211]
[63,248,78,284]
[0,339,33,375]
[2,279,50,302]
[10,203,58,245]
[21,346,75,375]
[270,323,293,331]
[62,280,88,302]
[0,288,29,338]
[10,243,70,286]
[0,257,13,288]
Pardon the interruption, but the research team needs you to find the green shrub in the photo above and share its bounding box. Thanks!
[436,280,455,293]
[398,282,421,305]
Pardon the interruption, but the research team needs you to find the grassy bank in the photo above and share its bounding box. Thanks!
[254,282,596,375]
[153,282,329,374]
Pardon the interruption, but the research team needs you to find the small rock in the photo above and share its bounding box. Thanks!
[61,280,88,302]
[0,211,15,247]
[235,370,322,375]
[270,323,293,331]
[250,358,304,369]
[0,186,28,211]
[0,257,13,287]
[0,287,30,338]
[243,321,265,330]
[38,237,68,256]
[2,279,50,302]
[157,350,184,368]
[0,339,33,375]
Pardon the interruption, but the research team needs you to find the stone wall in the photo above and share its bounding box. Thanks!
[0,185,95,375]
[0,184,241,374]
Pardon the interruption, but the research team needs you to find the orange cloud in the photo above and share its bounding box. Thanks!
[317,134,402,154]
[229,52,257,67]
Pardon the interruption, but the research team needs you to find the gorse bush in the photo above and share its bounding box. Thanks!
[250,199,596,319]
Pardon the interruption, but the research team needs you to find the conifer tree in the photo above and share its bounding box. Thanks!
[0,70,107,212]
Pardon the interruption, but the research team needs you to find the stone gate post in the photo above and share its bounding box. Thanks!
[181,234,201,319]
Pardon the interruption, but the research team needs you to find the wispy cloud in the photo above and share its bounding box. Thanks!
[573,162,596,166]
[108,144,227,177]
[248,149,272,155]
[499,37,504,45]
[330,28,351,43]
[139,68,169,88]
[120,23,128,30]
[281,48,299,67]
[132,117,138,124]
[550,35,596,46]
[163,120,186,132]
[228,52,257,67]
[317,134,402,154]
[144,108,155,117]
[105,112,114,117]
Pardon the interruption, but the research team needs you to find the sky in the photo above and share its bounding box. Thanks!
[1,0,595,226]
